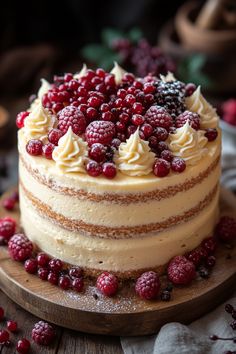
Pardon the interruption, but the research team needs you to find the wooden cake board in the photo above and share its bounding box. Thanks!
[0,187,235,336]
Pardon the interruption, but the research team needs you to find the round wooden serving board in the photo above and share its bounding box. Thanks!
[0,187,235,336]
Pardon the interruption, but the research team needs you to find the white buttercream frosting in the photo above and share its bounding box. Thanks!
[24,101,57,141]
[110,62,126,85]
[74,63,88,79]
[185,86,218,129]
[52,127,88,173]
[38,78,51,99]
[160,72,176,83]
[115,129,156,176]
[169,122,208,166]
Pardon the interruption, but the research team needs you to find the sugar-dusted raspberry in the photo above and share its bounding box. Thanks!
[57,106,86,135]
[215,216,236,242]
[167,256,196,285]
[204,128,218,142]
[31,320,55,346]
[48,129,63,145]
[96,271,118,297]
[175,111,200,130]
[42,143,54,159]
[201,237,217,254]
[16,111,30,129]
[24,258,38,274]
[153,158,170,177]
[89,143,107,163]
[171,157,186,173]
[153,127,168,141]
[187,248,202,266]
[16,338,31,354]
[102,162,117,179]
[135,271,160,300]
[8,234,33,262]
[0,217,16,240]
[85,121,115,146]
[145,105,173,130]
[26,139,43,156]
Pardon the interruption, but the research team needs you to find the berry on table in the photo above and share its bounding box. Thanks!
[24,258,38,274]
[31,320,55,346]
[48,258,63,273]
[16,338,31,354]
[153,159,170,177]
[216,216,236,242]
[72,277,84,292]
[225,303,234,314]
[0,217,16,240]
[0,329,9,344]
[167,256,196,285]
[201,237,217,254]
[58,275,71,290]
[7,320,18,332]
[135,271,160,300]
[0,307,4,321]
[26,139,43,156]
[96,272,118,297]
[198,265,210,279]
[85,121,116,146]
[206,255,216,268]
[48,272,59,285]
[8,234,33,262]
[57,106,86,135]
[36,252,50,267]
[69,266,83,278]
[187,248,203,266]
[160,290,171,301]
[38,267,49,281]
[3,197,15,211]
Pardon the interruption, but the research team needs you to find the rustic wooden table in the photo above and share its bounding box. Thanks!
[0,290,123,354]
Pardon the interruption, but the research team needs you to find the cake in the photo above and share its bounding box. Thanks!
[17,64,221,279]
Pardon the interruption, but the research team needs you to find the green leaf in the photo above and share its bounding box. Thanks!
[101,28,124,47]
[81,44,110,63]
[128,27,143,43]
[188,54,206,73]
[98,52,122,71]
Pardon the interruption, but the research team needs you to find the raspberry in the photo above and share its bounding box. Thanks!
[31,320,55,346]
[135,271,160,300]
[85,121,115,146]
[175,111,200,130]
[26,139,43,156]
[16,338,31,354]
[16,111,30,129]
[0,217,16,240]
[156,80,186,118]
[102,162,117,179]
[145,106,173,130]
[42,143,54,159]
[89,143,106,162]
[8,234,33,262]
[7,320,18,332]
[215,216,236,242]
[96,272,118,297]
[57,106,86,135]
[153,159,170,177]
[167,256,196,285]
[171,157,186,173]
[201,237,217,254]
[48,129,63,145]
[204,128,218,142]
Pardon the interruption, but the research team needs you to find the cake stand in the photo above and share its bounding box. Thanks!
[0,187,235,336]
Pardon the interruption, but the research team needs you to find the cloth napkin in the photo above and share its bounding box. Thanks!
[221,127,236,190]
[121,292,236,354]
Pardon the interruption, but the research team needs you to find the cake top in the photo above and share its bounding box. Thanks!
[16,63,219,179]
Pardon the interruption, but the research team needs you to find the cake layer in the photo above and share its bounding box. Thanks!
[20,185,219,276]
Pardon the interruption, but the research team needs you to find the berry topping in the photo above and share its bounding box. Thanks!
[153,158,170,177]
[47,271,59,285]
[7,320,18,332]
[57,106,86,135]
[8,234,33,262]
[160,290,171,301]
[36,252,50,267]
[102,162,117,179]
[48,258,63,273]
[156,80,186,118]
[38,267,49,280]
[187,248,203,266]
[96,272,118,297]
[69,266,83,278]
[201,237,217,254]
[85,121,115,146]
[16,338,31,354]
[167,256,196,285]
[204,128,218,142]
[216,216,236,242]
[31,320,55,346]
[48,128,63,145]
[58,275,71,290]
[0,217,16,240]
[72,277,84,292]
[0,329,9,344]
[86,160,102,177]
[3,197,15,211]
[42,143,54,159]
[0,307,4,321]
[206,255,216,268]
[24,258,38,274]
[26,139,43,156]
[16,111,30,129]
[154,127,169,141]
[171,157,186,173]
[135,271,160,300]
[145,105,173,130]
[160,150,173,162]
[185,83,196,97]
[175,111,200,130]
[89,143,107,162]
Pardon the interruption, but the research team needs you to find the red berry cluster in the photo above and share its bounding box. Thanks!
[2,190,19,212]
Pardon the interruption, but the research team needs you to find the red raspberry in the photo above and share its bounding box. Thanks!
[153,159,170,177]
[175,111,200,130]
[204,128,218,142]
[96,272,118,297]
[16,338,31,354]
[85,121,115,146]
[26,139,43,156]
[3,197,15,210]
[201,237,217,254]
[0,217,16,240]
[171,157,186,173]
[215,216,236,242]
[167,256,196,285]
[24,258,38,274]
[206,255,216,268]
[57,106,86,135]
[48,128,63,145]
[7,320,18,332]
[16,111,30,129]
[42,143,54,159]
[31,320,55,346]
[8,234,33,262]
[135,271,160,300]
[145,105,173,130]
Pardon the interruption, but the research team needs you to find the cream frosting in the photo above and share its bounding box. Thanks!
[24,101,56,141]
[160,72,176,83]
[38,78,51,99]
[110,62,126,85]
[74,63,88,79]
[185,86,219,129]
[169,122,208,166]
[52,127,88,173]
[115,129,156,176]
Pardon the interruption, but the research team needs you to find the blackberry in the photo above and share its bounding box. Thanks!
[156,80,186,118]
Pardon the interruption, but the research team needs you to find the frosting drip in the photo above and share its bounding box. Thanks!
[169,122,208,166]
[52,127,88,173]
[115,129,156,176]
[185,86,218,129]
